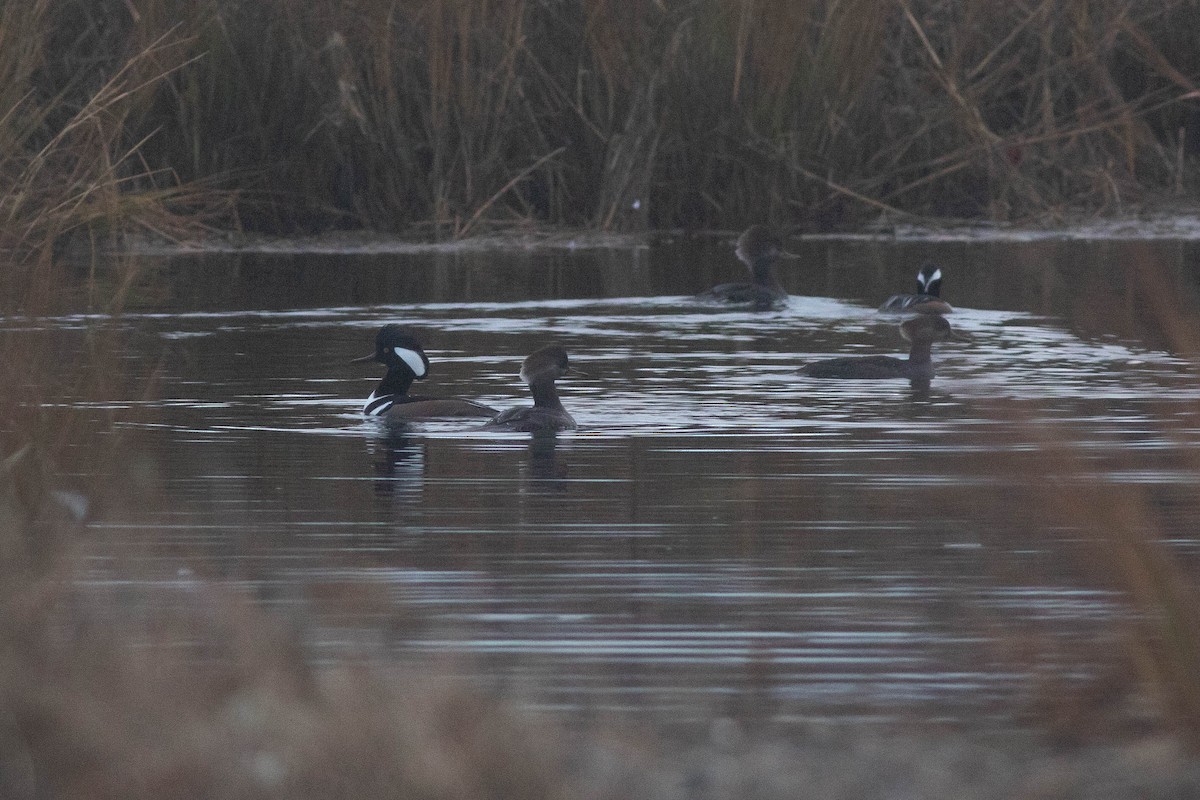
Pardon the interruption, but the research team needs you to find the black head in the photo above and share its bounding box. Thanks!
[916,262,943,297]
[520,344,571,386]
[735,225,784,269]
[353,324,431,380]
[899,314,954,343]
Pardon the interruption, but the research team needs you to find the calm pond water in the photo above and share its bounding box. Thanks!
[29,233,1200,725]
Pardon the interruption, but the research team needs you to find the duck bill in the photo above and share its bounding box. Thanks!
[349,353,377,364]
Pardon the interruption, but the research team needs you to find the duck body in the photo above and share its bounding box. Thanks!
[696,281,788,311]
[355,325,497,419]
[365,392,498,419]
[696,225,789,311]
[801,354,933,380]
[487,404,577,433]
[483,345,578,433]
[880,262,952,315]
[801,315,956,381]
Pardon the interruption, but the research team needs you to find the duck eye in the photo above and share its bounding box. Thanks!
[393,347,426,377]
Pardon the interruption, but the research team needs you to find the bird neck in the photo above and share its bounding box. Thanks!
[907,338,934,365]
[529,379,562,409]
[377,367,415,398]
[750,258,778,288]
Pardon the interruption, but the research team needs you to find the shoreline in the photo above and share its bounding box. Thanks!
[116,207,1200,257]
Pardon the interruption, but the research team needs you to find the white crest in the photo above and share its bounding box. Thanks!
[929,267,942,283]
[394,347,426,377]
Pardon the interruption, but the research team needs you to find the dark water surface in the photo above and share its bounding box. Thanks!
[34,234,1200,725]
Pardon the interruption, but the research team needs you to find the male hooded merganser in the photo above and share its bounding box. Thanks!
[879,262,952,314]
[801,315,959,380]
[483,345,578,432]
[696,225,789,311]
[353,325,497,418]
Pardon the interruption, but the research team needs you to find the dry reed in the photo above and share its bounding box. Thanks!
[8,0,1196,239]
[0,1,232,276]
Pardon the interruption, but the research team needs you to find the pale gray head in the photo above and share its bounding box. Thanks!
[519,344,572,386]
[899,314,955,343]
[734,225,784,269]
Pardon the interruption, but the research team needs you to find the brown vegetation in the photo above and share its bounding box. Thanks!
[0,4,233,267]
[3,0,1200,243]
[3,466,1200,798]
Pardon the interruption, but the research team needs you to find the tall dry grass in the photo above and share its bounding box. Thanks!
[0,0,231,279]
[1051,251,1200,747]
[16,0,1196,237]
[1,510,567,799]
[949,249,1200,747]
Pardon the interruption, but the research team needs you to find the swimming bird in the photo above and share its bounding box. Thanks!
[879,262,952,314]
[483,345,579,432]
[353,325,497,418]
[696,225,789,311]
[801,315,960,381]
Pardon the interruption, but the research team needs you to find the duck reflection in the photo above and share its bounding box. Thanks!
[908,376,933,399]
[526,430,569,490]
[366,420,427,500]
[904,378,963,411]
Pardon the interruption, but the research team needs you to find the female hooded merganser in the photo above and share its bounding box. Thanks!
[483,345,578,432]
[879,262,952,314]
[801,315,959,380]
[696,225,789,311]
[353,325,497,418]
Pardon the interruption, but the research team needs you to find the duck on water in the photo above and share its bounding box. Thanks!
[801,315,962,382]
[880,262,952,315]
[354,325,497,418]
[696,225,790,311]
[483,345,580,433]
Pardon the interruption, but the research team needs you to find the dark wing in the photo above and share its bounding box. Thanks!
[697,283,787,310]
[485,405,531,428]
[801,355,908,379]
[879,293,952,314]
[387,396,498,418]
[483,406,576,432]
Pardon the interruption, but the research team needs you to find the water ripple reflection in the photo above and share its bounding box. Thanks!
[28,240,1200,725]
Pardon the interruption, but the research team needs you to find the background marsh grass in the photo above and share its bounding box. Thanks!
[6,0,1199,241]
[0,0,232,281]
